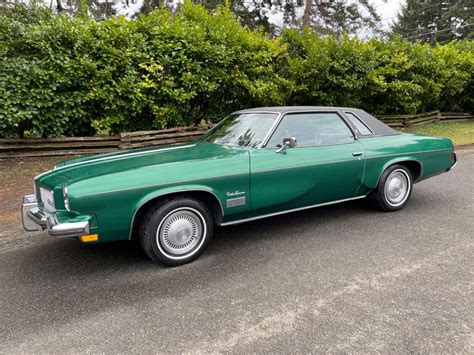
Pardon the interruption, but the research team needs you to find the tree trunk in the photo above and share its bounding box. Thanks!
[302,0,312,28]
[56,0,63,11]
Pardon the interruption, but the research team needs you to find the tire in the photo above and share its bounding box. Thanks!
[139,197,213,266]
[370,164,413,212]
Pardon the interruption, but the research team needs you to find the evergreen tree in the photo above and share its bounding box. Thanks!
[301,0,380,35]
[392,0,473,43]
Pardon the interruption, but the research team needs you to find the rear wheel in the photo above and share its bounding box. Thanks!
[139,197,213,266]
[370,164,413,212]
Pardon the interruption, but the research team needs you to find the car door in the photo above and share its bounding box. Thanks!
[249,111,365,213]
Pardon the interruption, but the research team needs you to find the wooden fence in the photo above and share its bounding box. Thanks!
[378,111,474,128]
[0,112,472,158]
[119,125,212,150]
[0,125,210,158]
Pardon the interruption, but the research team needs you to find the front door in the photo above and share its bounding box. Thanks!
[250,111,365,213]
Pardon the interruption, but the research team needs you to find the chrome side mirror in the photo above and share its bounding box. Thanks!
[276,137,297,153]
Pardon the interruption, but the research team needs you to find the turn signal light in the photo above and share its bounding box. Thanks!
[80,234,99,243]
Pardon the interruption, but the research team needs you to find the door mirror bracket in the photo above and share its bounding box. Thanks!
[276,137,297,153]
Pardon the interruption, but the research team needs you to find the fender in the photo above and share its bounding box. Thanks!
[367,156,423,190]
[128,185,225,240]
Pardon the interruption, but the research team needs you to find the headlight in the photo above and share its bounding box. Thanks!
[40,187,56,212]
[63,185,70,211]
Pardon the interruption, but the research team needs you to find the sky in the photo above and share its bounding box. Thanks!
[375,0,406,30]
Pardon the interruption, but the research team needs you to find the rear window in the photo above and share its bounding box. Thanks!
[345,112,372,135]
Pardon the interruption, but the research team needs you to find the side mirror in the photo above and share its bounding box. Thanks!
[276,137,297,153]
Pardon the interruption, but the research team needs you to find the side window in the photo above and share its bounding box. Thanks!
[345,112,372,135]
[267,112,354,148]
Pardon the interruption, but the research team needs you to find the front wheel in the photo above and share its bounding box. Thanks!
[139,197,213,266]
[370,165,413,212]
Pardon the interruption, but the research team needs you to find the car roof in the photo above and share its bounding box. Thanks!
[232,106,400,137]
[233,106,355,114]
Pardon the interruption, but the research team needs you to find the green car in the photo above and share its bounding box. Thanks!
[22,107,457,266]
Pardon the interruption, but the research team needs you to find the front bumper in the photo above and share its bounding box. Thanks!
[22,194,89,238]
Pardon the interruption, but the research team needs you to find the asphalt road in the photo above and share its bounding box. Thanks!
[1,150,473,353]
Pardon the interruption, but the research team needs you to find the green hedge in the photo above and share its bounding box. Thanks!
[0,3,473,137]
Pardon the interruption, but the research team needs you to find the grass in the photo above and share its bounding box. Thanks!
[404,121,474,146]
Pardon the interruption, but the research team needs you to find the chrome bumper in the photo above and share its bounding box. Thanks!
[22,194,89,238]
[447,152,457,171]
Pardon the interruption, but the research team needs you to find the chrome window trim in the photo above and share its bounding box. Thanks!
[344,111,374,136]
[255,111,283,148]
[261,110,356,149]
[220,194,367,226]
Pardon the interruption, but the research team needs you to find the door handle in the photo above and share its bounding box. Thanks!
[352,151,364,157]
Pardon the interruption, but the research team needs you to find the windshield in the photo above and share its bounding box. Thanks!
[202,113,278,148]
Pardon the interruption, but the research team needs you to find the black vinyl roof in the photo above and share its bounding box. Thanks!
[233,106,399,137]
[235,106,354,114]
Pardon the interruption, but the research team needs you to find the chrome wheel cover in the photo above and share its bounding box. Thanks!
[157,208,205,257]
[384,169,410,207]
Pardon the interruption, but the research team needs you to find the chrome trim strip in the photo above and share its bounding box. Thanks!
[34,169,53,180]
[220,195,367,226]
[53,144,196,171]
[128,188,225,240]
[77,172,249,199]
[258,112,283,148]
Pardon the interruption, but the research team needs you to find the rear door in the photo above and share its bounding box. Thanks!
[249,111,365,213]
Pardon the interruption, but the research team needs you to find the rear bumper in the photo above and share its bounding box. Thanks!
[22,194,89,238]
[447,152,457,171]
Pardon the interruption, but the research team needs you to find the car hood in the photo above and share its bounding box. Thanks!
[37,141,246,187]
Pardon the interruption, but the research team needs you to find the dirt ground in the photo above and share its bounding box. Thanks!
[0,156,74,224]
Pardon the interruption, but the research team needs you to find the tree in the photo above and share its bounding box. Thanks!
[299,0,381,35]
[137,0,382,36]
[392,0,473,43]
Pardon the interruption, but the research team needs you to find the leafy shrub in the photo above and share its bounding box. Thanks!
[0,2,472,137]
[0,2,288,136]
[282,31,473,115]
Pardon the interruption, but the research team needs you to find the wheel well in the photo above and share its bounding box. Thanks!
[397,160,422,182]
[130,190,223,240]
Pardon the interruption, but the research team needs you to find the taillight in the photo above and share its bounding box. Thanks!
[450,152,456,161]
